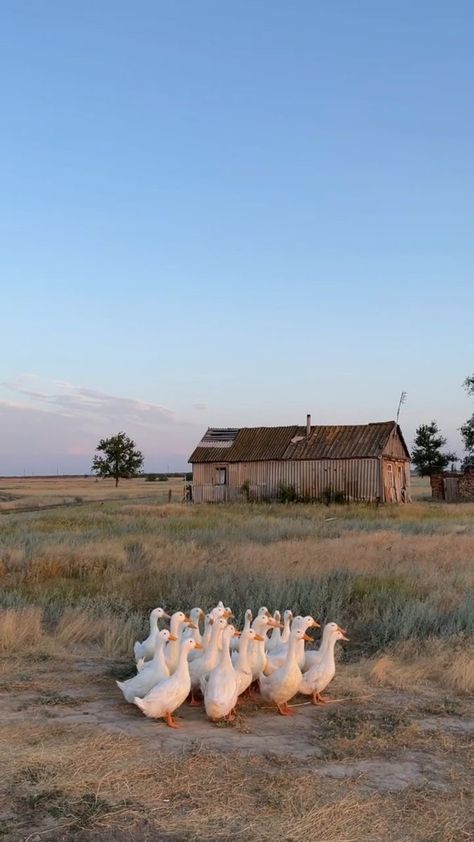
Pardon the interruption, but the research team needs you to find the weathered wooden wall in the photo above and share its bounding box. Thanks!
[383,427,410,460]
[192,458,383,503]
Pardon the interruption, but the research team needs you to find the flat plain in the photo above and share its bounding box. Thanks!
[0,477,473,841]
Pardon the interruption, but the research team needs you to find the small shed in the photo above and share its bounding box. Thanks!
[430,468,474,502]
[189,417,411,503]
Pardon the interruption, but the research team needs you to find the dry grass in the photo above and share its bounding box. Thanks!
[0,475,186,511]
[0,607,45,652]
[371,637,474,695]
[0,484,473,840]
[1,718,472,841]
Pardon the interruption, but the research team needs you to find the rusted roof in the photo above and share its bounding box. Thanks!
[189,426,299,463]
[189,422,409,463]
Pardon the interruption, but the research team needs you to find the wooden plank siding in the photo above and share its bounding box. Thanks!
[192,458,382,503]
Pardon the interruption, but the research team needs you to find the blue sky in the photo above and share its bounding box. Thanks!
[1,1,473,473]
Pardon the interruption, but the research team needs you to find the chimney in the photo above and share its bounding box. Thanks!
[306,413,311,437]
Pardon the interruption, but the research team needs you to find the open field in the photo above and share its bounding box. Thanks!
[0,476,187,512]
[0,480,473,840]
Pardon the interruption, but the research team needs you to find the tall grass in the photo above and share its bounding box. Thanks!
[1,499,473,655]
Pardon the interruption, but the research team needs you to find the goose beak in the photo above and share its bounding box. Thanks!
[337,626,349,641]
[310,619,321,628]
[223,610,234,619]
[186,621,198,629]
[168,634,178,642]
[162,611,171,620]
[254,634,265,642]
[194,642,203,650]
[233,630,241,637]
[302,633,314,642]
[199,609,205,619]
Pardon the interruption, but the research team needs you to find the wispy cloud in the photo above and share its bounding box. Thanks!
[0,375,208,473]
[2,375,180,428]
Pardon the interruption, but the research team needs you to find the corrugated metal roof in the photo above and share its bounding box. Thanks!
[189,421,407,463]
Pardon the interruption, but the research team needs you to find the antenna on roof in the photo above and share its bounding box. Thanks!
[396,391,407,424]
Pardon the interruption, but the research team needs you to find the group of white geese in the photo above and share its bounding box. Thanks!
[116,602,349,728]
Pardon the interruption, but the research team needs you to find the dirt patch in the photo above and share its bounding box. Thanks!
[1,653,473,841]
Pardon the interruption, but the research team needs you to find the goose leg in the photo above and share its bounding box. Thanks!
[189,689,201,706]
[165,711,180,728]
[312,691,327,705]
[277,703,293,716]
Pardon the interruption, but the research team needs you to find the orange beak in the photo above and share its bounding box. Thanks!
[254,633,265,642]
[310,619,321,628]
[302,633,314,642]
[162,611,171,620]
[337,626,350,641]
[223,610,234,619]
[268,619,283,628]
[168,633,178,642]
[194,642,203,650]
[233,630,241,637]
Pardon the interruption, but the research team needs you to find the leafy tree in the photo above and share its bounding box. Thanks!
[460,374,474,469]
[92,432,143,487]
[411,421,456,477]
[460,417,474,470]
[463,373,474,397]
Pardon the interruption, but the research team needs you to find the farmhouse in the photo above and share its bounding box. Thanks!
[189,416,411,503]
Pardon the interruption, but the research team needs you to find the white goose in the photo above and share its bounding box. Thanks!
[134,637,201,727]
[117,629,176,702]
[133,607,171,663]
[280,609,293,645]
[189,617,227,703]
[165,611,196,673]
[266,610,282,653]
[233,627,264,696]
[203,624,240,722]
[186,607,206,661]
[264,615,319,674]
[299,623,349,704]
[200,613,214,651]
[230,608,253,653]
[259,626,311,715]
[249,614,280,681]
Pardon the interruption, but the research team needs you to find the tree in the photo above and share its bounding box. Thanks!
[460,417,474,470]
[461,374,474,469]
[92,432,144,487]
[411,421,457,477]
[463,374,474,397]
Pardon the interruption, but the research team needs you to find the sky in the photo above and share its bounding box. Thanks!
[1,1,473,474]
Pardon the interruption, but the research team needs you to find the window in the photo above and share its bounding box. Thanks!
[216,467,227,485]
